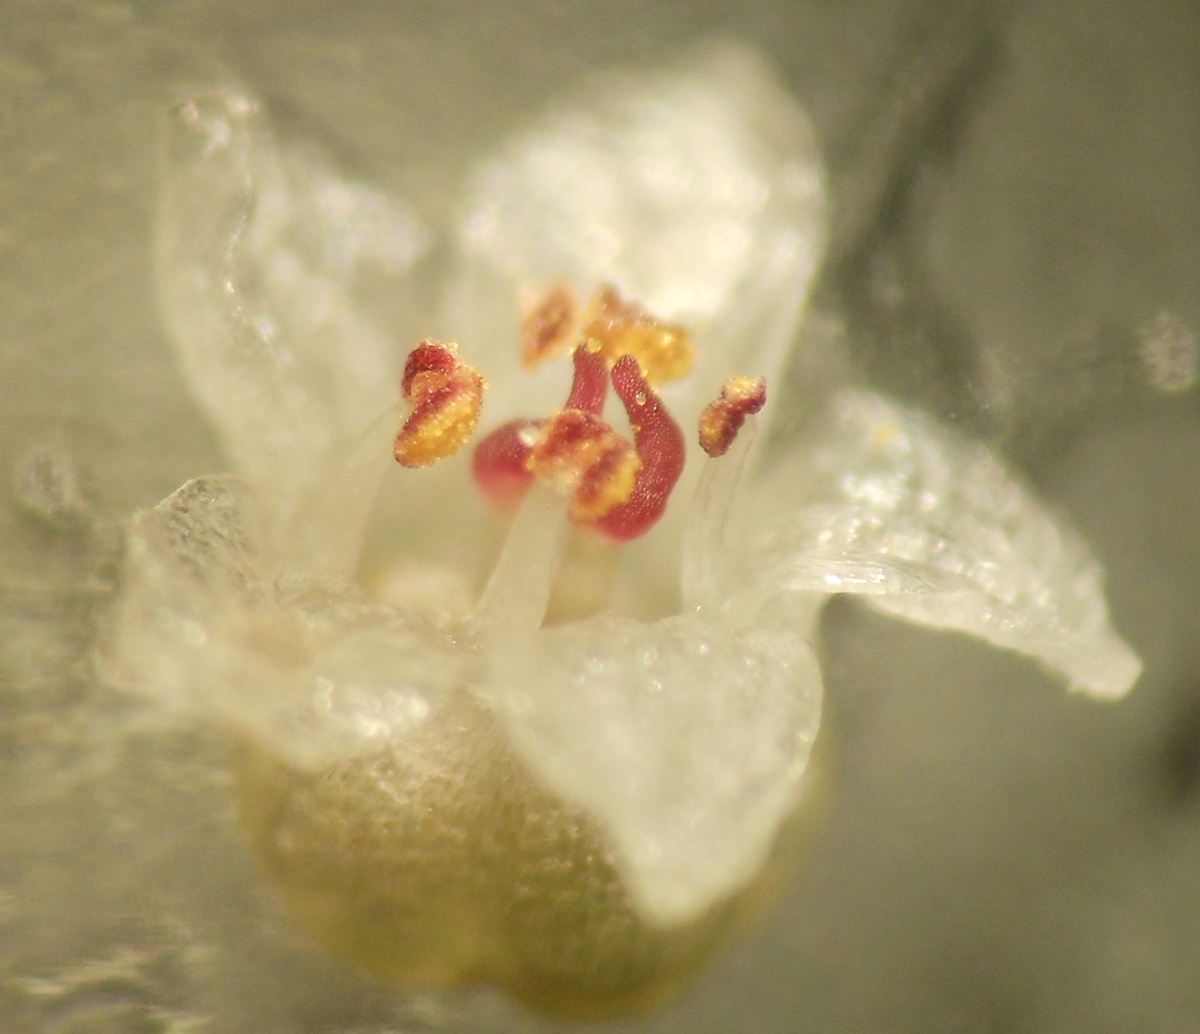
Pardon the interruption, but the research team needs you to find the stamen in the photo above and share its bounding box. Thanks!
[521,283,582,369]
[474,300,688,541]
[472,346,610,509]
[527,410,642,523]
[581,284,695,386]
[698,376,767,457]
[292,402,402,576]
[592,355,686,542]
[393,341,485,468]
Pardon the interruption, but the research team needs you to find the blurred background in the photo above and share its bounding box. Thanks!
[2,0,1199,1030]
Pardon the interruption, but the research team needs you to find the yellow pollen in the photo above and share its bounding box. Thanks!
[394,342,486,468]
[721,376,764,404]
[698,375,767,458]
[581,284,695,386]
[526,409,642,522]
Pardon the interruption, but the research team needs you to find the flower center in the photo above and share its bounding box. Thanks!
[474,285,699,542]
[390,284,766,626]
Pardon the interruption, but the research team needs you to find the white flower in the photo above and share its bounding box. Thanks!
[111,45,1140,1011]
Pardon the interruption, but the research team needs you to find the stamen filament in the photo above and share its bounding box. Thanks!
[682,416,757,612]
[290,402,402,577]
[473,483,569,631]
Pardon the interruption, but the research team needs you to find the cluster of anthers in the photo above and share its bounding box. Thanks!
[392,283,767,543]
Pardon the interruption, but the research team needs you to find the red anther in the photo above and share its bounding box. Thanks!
[394,341,485,469]
[470,318,685,541]
[563,345,609,415]
[593,355,686,542]
[698,376,767,458]
[471,347,610,512]
[521,283,581,369]
[528,409,641,523]
[472,419,540,510]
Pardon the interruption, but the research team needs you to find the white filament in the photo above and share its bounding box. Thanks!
[473,484,570,631]
[681,419,757,614]
[285,403,401,578]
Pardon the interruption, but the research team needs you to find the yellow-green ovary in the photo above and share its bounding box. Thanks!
[237,688,817,1017]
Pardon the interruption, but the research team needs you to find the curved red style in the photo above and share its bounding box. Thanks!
[593,356,686,542]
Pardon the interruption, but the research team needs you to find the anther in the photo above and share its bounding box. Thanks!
[473,292,690,541]
[521,283,582,369]
[472,349,684,541]
[472,343,612,509]
[698,376,767,458]
[527,410,642,524]
[394,341,486,468]
[581,284,695,386]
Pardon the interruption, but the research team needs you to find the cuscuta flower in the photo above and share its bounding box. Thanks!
[235,287,804,1017]
[111,47,1142,1018]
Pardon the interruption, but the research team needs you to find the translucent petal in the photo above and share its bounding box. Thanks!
[444,45,827,615]
[109,477,469,769]
[156,87,427,570]
[743,391,1141,700]
[480,615,822,925]
[446,43,826,433]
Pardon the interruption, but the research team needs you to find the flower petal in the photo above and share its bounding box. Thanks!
[156,87,427,570]
[109,477,469,768]
[445,43,827,433]
[743,391,1141,700]
[481,616,822,925]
